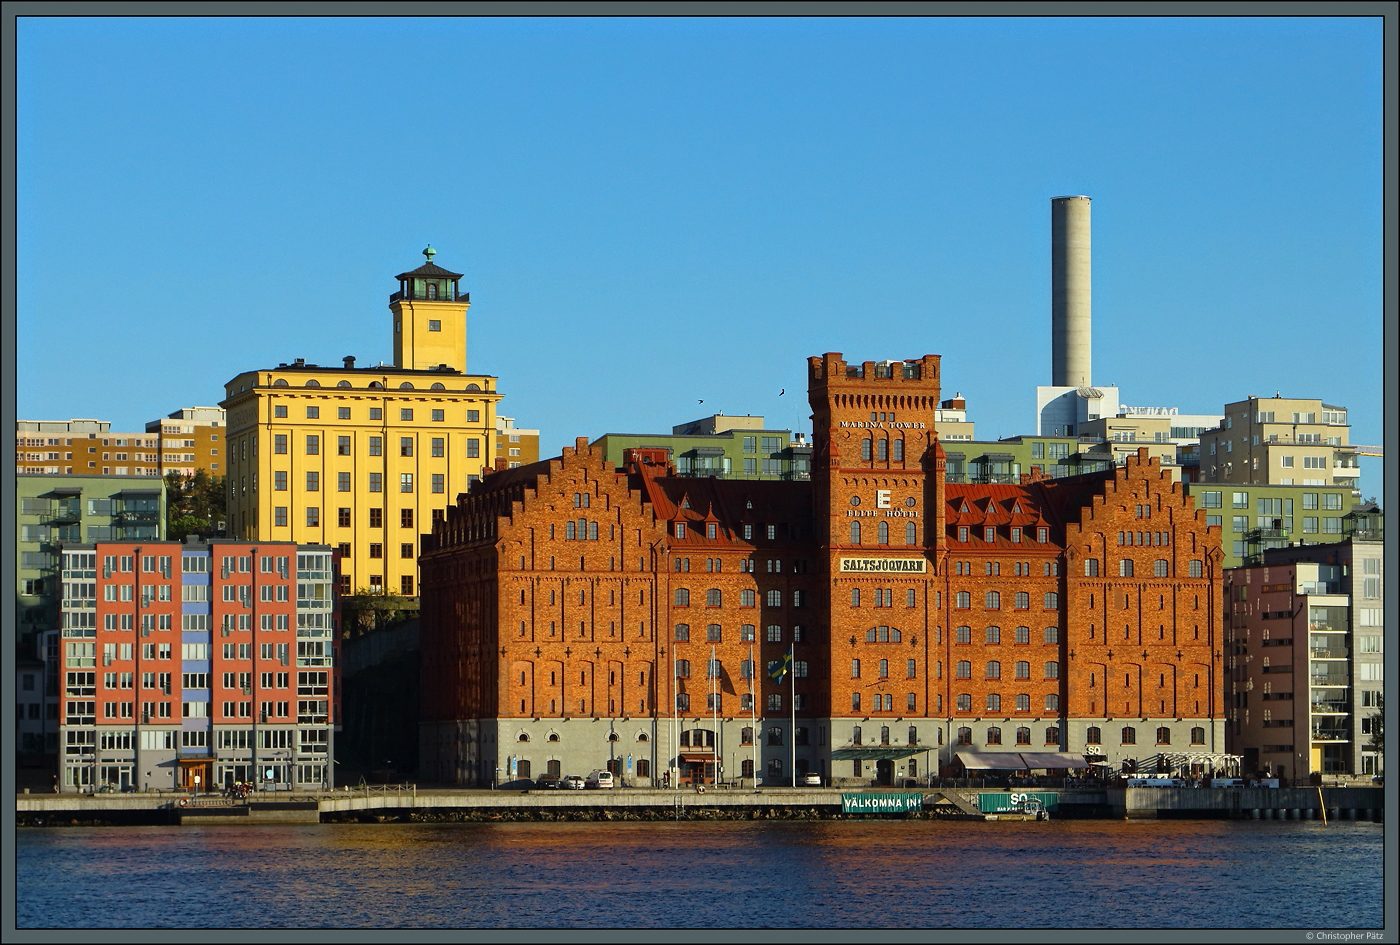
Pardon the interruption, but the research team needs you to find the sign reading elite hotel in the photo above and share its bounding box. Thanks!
[839,557,927,573]
[841,793,924,814]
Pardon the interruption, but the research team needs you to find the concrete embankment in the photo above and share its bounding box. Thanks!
[15,785,1385,826]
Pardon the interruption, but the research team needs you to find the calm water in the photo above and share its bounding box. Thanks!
[15,819,1384,929]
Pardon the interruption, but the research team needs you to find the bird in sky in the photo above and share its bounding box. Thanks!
[779,389,785,396]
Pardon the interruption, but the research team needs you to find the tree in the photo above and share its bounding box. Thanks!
[165,470,226,541]
[342,587,417,637]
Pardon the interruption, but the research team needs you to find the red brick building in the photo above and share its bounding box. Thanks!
[420,353,1224,787]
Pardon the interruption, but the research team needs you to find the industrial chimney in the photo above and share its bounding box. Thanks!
[1051,195,1092,388]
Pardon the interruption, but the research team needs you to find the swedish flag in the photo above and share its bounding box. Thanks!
[768,650,792,684]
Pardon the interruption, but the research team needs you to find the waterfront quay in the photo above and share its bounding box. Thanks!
[15,783,1384,826]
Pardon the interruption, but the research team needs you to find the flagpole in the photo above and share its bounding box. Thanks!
[749,642,757,789]
[710,644,718,786]
[789,642,796,788]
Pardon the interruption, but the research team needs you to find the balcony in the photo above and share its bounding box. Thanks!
[1310,725,1350,742]
[1309,700,1350,715]
[1309,647,1349,660]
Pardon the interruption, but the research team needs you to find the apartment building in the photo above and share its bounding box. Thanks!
[1223,511,1384,781]
[145,406,227,477]
[55,539,340,793]
[17,419,161,477]
[1198,396,1360,488]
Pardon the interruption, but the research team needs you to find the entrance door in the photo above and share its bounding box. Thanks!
[876,759,894,786]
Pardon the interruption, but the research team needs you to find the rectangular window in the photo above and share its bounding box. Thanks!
[306,508,320,527]
[337,472,351,492]
[400,437,414,457]
[338,407,351,420]
[400,409,413,422]
[306,406,320,419]
[274,507,287,527]
[305,435,319,455]
[467,439,480,458]
[400,473,414,493]
[432,473,445,494]
[369,472,382,493]
[306,471,319,492]
[368,436,382,456]
[338,436,351,455]
[274,471,287,491]
[431,409,445,422]
[274,434,287,454]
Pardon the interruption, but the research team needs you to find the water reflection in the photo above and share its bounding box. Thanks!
[17,821,1382,929]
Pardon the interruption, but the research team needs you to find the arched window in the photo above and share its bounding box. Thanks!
[1086,726,1101,745]
[426,283,439,299]
[674,624,690,641]
[740,590,755,607]
[956,725,972,744]
[1189,560,1203,578]
[893,438,904,461]
[1044,592,1059,609]
[336,380,351,388]
[1015,694,1030,712]
[1119,559,1134,577]
[985,626,1000,644]
[1190,726,1205,745]
[985,591,1000,609]
[675,588,690,606]
[956,693,972,712]
[986,695,1001,714]
[955,626,971,644]
[905,522,917,545]
[1016,726,1031,744]
[1045,694,1059,712]
[877,521,889,544]
[565,522,576,540]
[985,661,1001,679]
[956,591,971,609]
[1045,726,1059,745]
[1044,661,1059,679]
[548,732,560,742]
[851,588,861,607]
[1085,558,1099,576]
[1156,727,1171,745]
[706,588,722,607]
[706,624,722,642]
[675,660,691,679]
[850,521,861,544]
[431,382,446,390]
[986,724,1002,744]
[861,438,872,461]
[399,382,414,390]
[956,661,971,679]
[1154,559,1169,578]
[1121,726,1136,745]
[878,659,889,678]
[1015,661,1030,679]
[273,379,289,387]
[305,379,320,387]
[877,438,888,461]
[1044,626,1059,644]
[1015,626,1030,644]
[1015,591,1030,609]
[766,589,781,607]
[368,381,383,389]
[466,383,481,391]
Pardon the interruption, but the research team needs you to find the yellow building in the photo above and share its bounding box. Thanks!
[495,416,540,469]
[221,249,503,597]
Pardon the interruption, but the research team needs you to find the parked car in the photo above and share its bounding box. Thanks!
[801,772,823,787]
[585,770,615,789]
[534,774,561,790]
[561,775,586,790]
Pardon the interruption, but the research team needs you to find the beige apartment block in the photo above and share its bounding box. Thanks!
[1199,396,1358,487]
[146,406,227,477]
[16,420,161,478]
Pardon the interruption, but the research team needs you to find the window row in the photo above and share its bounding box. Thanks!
[269,433,481,458]
[269,403,483,422]
[674,658,808,680]
[1085,725,1205,746]
[951,591,1058,610]
[675,693,804,712]
[955,725,1059,746]
[954,526,1051,544]
[952,625,1058,645]
[674,624,804,643]
[953,560,1059,577]
[269,471,440,495]
[850,658,918,679]
[953,660,1059,680]
[674,588,806,608]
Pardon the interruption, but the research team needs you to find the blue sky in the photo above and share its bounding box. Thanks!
[16,16,1384,494]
